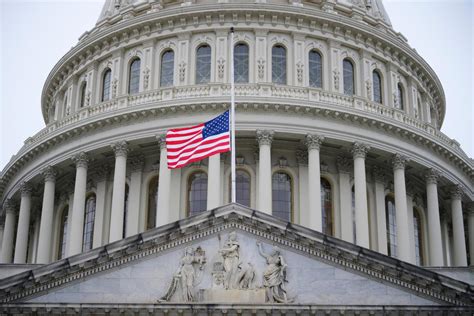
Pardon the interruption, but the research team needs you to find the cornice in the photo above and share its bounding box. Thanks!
[1,96,473,204]
[0,205,471,305]
[40,3,445,124]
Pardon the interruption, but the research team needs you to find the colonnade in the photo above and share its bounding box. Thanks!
[0,133,472,267]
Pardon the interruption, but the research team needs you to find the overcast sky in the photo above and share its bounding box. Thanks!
[0,0,472,170]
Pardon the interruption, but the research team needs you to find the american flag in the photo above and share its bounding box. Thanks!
[166,111,230,169]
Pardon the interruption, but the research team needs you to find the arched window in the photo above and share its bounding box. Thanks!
[188,172,208,216]
[373,70,383,104]
[128,58,141,94]
[272,172,292,221]
[160,50,174,87]
[321,178,333,236]
[196,45,211,84]
[57,206,68,260]
[272,45,287,84]
[385,195,397,257]
[343,59,354,95]
[234,43,249,83]
[396,83,404,110]
[413,208,424,265]
[82,194,96,252]
[102,68,112,102]
[122,184,129,238]
[79,82,87,108]
[147,175,158,230]
[309,50,322,88]
[234,169,251,207]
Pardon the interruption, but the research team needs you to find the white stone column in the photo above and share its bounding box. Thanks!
[440,212,451,266]
[37,166,57,264]
[14,182,33,263]
[296,150,309,225]
[68,152,89,256]
[207,154,221,210]
[109,141,129,243]
[351,142,370,248]
[92,167,109,248]
[256,130,274,214]
[1,200,17,263]
[305,134,324,231]
[337,156,353,242]
[373,167,388,255]
[156,135,171,226]
[467,203,474,266]
[392,154,410,262]
[425,168,443,266]
[450,185,467,266]
[127,156,144,236]
[0,220,4,256]
[405,184,416,264]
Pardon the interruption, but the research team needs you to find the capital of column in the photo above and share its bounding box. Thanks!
[296,149,308,166]
[3,199,17,215]
[129,155,145,172]
[20,182,33,197]
[72,152,89,169]
[305,134,324,151]
[372,166,385,183]
[351,142,370,159]
[256,130,274,146]
[42,166,57,183]
[156,134,167,150]
[424,168,440,185]
[392,153,409,171]
[336,155,352,174]
[450,184,463,200]
[111,141,129,158]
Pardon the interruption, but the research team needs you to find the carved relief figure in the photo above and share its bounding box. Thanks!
[236,262,256,289]
[159,246,206,302]
[256,242,293,303]
[218,231,240,289]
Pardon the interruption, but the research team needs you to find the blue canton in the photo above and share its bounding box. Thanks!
[202,111,230,139]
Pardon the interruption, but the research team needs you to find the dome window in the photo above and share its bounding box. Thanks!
[160,50,174,87]
[343,59,354,95]
[309,50,322,88]
[272,172,292,222]
[234,43,249,83]
[373,70,383,104]
[128,58,141,94]
[196,45,211,84]
[272,45,287,84]
[101,68,112,102]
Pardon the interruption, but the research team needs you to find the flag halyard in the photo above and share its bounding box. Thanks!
[166,111,230,169]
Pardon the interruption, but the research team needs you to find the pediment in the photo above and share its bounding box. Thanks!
[0,204,472,309]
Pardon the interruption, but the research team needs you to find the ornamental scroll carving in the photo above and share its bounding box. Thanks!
[392,153,409,170]
[257,58,265,79]
[256,130,274,146]
[333,69,340,90]
[351,142,370,159]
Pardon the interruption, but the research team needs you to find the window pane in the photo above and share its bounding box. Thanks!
[82,195,96,252]
[188,172,208,216]
[397,83,404,110]
[309,50,322,88]
[160,50,174,87]
[235,170,250,207]
[196,45,211,84]
[343,59,354,95]
[234,44,249,83]
[272,45,287,84]
[129,58,141,94]
[147,176,158,230]
[321,178,333,236]
[272,172,292,221]
[373,70,382,103]
[102,69,112,101]
[385,196,397,257]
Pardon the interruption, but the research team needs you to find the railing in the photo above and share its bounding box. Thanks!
[15,83,467,167]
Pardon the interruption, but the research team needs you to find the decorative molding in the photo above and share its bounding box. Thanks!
[179,61,186,83]
[217,57,225,79]
[449,184,463,200]
[424,168,440,185]
[19,182,33,197]
[333,68,340,90]
[71,152,89,169]
[351,142,370,159]
[256,130,274,146]
[129,155,145,172]
[392,153,409,170]
[111,141,129,158]
[257,58,265,79]
[304,134,324,151]
[372,166,385,183]
[295,149,308,166]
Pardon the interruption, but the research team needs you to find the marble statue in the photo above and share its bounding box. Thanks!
[256,242,293,303]
[236,262,256,290]
[218,231,240,289]
[159,246,206,302]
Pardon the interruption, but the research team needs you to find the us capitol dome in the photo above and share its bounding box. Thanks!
[0,0,473,314]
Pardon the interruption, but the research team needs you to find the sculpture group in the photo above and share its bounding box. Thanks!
[159,232,293,303]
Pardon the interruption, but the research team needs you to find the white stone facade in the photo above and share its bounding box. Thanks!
[0,0,473,288]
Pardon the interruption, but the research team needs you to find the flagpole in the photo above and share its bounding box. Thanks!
[230,27,236,204]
